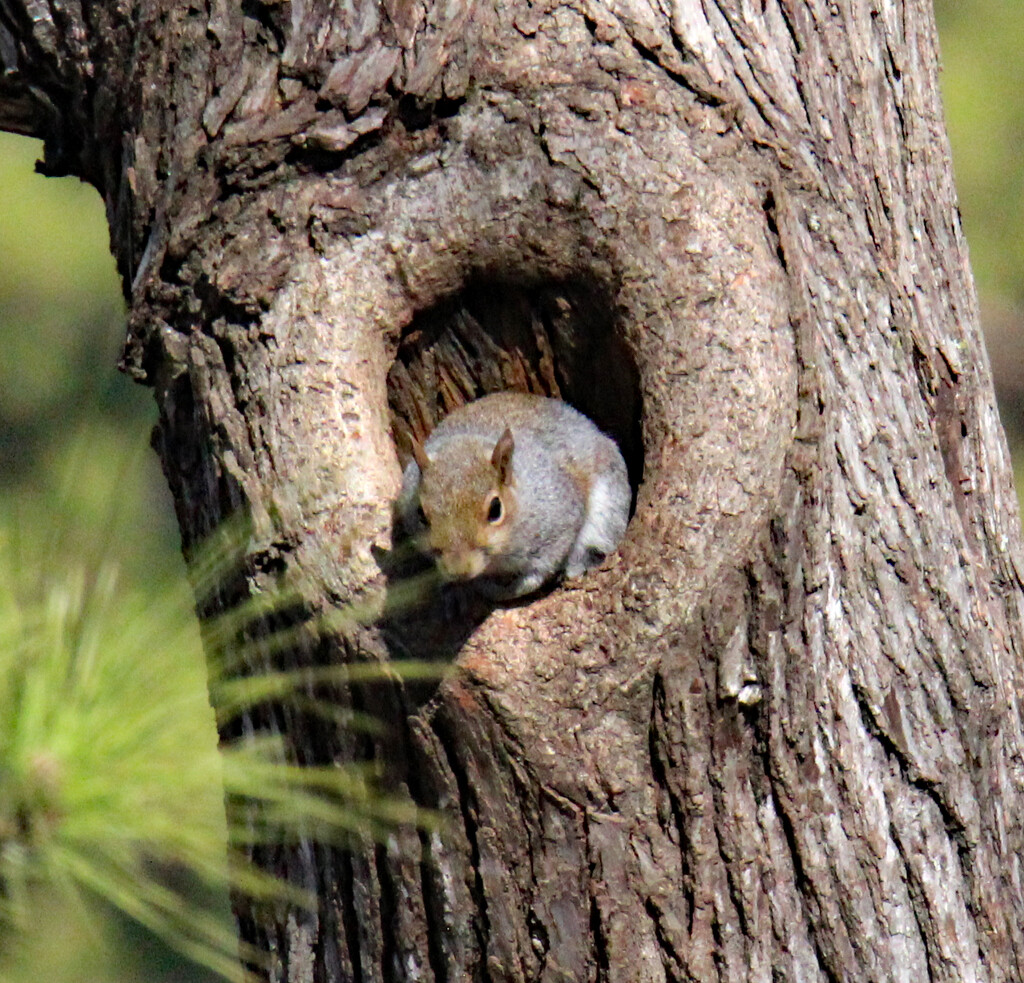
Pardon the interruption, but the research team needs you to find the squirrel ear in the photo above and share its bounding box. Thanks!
[411,438,430,472]
[491,428,515,484]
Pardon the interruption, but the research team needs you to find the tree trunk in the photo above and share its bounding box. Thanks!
[5,0,1024,980]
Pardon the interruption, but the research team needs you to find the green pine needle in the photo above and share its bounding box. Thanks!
[0,521,445,982]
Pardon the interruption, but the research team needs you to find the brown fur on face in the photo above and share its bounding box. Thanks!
[419,434,516,581]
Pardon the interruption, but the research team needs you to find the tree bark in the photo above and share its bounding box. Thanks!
[4,0,1024,980]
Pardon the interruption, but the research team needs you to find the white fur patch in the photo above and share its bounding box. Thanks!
[568,471,629,577]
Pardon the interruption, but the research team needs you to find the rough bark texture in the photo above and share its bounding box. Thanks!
[4,0,1024,980]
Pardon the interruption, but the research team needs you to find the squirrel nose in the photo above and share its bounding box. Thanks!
[439,550,486,581]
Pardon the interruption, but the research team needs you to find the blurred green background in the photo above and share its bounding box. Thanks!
[0,108,225,982]
[937,0,1024,462]
[0,1,1020,978]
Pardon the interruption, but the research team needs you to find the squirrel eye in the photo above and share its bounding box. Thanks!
[486,496,503,523]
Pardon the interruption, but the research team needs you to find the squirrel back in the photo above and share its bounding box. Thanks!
[396,392,630,598]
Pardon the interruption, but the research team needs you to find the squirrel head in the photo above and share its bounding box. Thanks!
[415,427,517,582]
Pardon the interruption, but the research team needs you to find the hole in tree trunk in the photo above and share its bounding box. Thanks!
[380,277,643,668]
[386,278,644,494]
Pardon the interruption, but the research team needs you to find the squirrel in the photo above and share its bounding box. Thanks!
[395,392,631,599]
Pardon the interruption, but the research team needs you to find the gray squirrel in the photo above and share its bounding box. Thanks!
[396,392,630,599]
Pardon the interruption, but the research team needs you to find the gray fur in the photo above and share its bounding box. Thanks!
[397,394,630,598]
